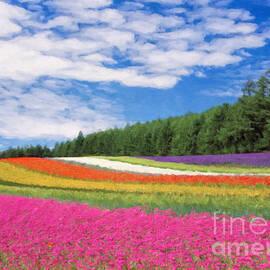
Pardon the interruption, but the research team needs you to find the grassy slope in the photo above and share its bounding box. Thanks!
[95,156,270,174]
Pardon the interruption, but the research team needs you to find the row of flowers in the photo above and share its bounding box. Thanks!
[2,157,270,186]
[136,152,270,166]
[0,195,269,269]
[0,161,270,198]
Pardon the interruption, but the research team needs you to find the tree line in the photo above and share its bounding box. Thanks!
[1,69,270,158]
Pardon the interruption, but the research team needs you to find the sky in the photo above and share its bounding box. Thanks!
[0,0,270,151]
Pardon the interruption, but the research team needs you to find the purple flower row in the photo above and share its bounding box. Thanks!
[137,152,270,167]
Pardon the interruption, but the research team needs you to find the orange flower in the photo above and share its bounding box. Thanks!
[48,242,54,248]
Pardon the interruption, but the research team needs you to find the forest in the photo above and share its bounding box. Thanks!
[1,69,270,158]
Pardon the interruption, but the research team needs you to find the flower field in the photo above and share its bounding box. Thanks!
[3,157,270,185]
[1,195,270,269]
[0,196,270,269]
[136,152,270,167]
[0,157,270,269]
[54,156,270,176]
[98,155,270,174]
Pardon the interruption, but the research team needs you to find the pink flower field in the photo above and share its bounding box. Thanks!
[0,195,270,269]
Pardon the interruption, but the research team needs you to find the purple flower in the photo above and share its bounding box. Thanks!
[136,152,270,167]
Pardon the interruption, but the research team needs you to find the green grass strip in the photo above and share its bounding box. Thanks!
[95,156,270,174]
[1,182,270,219]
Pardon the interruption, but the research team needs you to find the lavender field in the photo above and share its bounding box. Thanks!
[137,152,270,167]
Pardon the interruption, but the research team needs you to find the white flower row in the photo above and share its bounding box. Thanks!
[54,157,250,176]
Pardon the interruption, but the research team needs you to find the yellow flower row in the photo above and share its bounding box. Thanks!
[0,162,269,198]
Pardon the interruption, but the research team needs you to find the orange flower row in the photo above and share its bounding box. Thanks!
[1,157,269,186]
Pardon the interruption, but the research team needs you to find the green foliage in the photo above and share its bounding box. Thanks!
[1,69,270,158]
[0,144,52,158]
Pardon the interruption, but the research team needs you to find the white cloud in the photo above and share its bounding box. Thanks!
[204,18,257,34]
[202,35,266,53]
[98,9,125,26]
[0,30,177,88]
[45,0,112,11]
[83,53,116,64]
[262,28,270,39]
[0,1,29,37]
[18,0,41,2]
[154,28,204,43]
[79,27,134,49]
[195,71,206,77]
[201,52,241,66]
[121,2,145,11]
[59,63,178,88]
[140,0,184,4]
[0,80,125,139]
[0,40,70,81]
[214,0,233,7]
[202,89,242,97]
[123,11,184,34]
[167,7,186,14]
[0,0,268,91]
[124,19,158,34]
[29,16,79,31]
[188,7,254,22]
[40,0,114,28]
[10,32,104,57]
[132,49,241,76]
[193,0,212,6]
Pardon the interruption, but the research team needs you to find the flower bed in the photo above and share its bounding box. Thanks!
[0,195,269,269]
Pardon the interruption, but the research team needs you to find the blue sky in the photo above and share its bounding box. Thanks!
[0,0,270,151]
